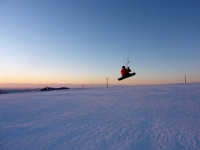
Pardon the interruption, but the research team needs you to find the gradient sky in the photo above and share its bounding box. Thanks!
[0,0,200,87]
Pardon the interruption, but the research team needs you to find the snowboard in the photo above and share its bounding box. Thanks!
[118,72,136,81]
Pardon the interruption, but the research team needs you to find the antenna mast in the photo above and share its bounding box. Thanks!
[185,74,186,85]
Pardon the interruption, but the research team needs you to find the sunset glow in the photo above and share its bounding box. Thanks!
[1,0,200,88]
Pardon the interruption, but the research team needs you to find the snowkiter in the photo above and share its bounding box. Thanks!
[121,66,131,77]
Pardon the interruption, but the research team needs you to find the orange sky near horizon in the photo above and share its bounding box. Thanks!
[1,73,199,89]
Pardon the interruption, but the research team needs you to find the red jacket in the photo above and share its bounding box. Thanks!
[121,68,131,76]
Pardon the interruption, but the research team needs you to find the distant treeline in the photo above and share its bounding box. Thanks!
[0,87,70,94]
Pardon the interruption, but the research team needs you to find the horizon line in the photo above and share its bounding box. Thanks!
[0,82,200,89]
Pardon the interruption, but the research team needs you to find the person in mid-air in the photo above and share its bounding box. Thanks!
[121,66,131,77]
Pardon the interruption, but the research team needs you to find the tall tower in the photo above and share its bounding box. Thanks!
[106,78,108,88]
[185,74,186,85]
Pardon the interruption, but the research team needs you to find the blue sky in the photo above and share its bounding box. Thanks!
[0,0,200,86]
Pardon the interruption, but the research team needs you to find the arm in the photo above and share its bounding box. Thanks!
[127,67,131,72]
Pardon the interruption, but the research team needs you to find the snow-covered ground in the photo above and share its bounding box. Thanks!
[1,84,200,150]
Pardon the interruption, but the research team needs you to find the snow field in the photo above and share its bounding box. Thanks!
[0,84,200,150]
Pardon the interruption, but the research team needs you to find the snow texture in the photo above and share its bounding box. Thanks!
[1,84,200,150]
